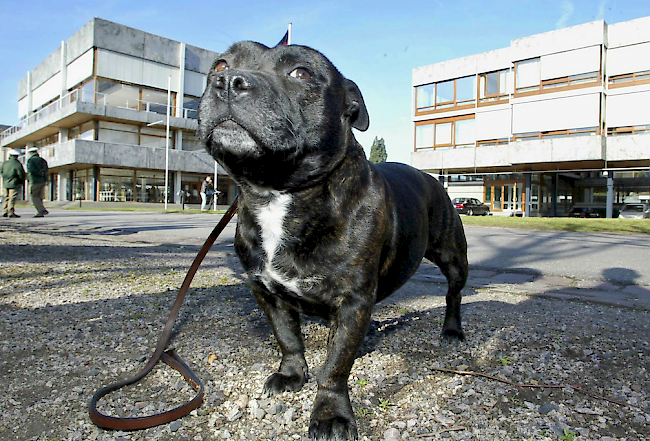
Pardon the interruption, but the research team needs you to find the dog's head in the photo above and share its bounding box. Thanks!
[198,41,369,190]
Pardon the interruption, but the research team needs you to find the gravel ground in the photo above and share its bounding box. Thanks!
[0,222,649,441]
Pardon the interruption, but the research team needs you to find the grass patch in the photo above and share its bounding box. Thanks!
[461,215,650,235]
[59,206,228,214]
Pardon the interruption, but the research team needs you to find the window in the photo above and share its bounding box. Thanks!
[415,76,476,113]
[35,134,58,149]
[607,124,650,136]
[609,70,650,88]
[477,138,509,147]
[97,80,140,110]
[513,127,598,140]
[98,121,139,145]
[415,124,434,149]
[69,121,95,141]
[541,72,599,89]
[456,76,475,104]
[436,81,454,107]
[140,126,173,149]
[415,116,475,150]
[515,58,540,92]
[479,69,508,102]
[135,170,168,203]
[79,80,96,103]
[183,96,201,119]
[182,131,203,151]
[516,56,600,94]
[435,122,452,146]
[92,79,177,116]
[141,89,171,115]
[99,168,134,202]
[416,84,434,111]
[455,118,476,147]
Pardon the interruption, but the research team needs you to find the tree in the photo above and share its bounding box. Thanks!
[369,137,388,163]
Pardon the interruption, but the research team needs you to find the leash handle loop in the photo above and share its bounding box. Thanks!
[89,197,239,430]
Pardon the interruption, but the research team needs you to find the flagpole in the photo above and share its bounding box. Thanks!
[288,23,292,45]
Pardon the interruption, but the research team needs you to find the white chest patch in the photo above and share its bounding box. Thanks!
[252,192,301,294]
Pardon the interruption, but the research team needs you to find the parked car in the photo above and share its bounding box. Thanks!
[619,203,650,219]
[567,203,620,218]
[452,198,490,216]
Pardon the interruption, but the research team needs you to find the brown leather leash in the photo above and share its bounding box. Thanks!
[89,197,239,430]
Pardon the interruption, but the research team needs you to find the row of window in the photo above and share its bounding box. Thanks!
[73,167,230,204]
[34,120,203,151]
[72,78,201,119]
[415,116,475,150]
[415,53,650,115]
[414,117,649,151]
[416,70,508,113]
[608,70,650,87]
[27,77,203,124]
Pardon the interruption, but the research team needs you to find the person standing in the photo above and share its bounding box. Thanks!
[26,147,49,217]
[1,150,26,218]
[200,176,214,211]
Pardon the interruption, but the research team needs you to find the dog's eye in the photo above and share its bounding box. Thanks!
[214,61,229,73]
[289,68,312,80]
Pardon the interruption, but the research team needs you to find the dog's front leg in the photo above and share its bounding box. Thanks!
[309,295,373,441]
[253,286,309,396]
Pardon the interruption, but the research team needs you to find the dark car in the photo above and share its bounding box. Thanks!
[567,203,620,218]
[452,198,490,216]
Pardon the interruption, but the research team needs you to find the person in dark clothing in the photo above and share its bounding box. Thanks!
[200,176,214,211]
[26,147,49,217]
[1,150,26,218]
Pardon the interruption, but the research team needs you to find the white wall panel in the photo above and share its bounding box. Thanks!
[31,72,61,108]
[606,91,650,127]
[541,45,601,80]
[512,93,600,133]
[607,42,650,77]
[18,97,28,118]
[142,59,179,92]
[66,49,94,89]
[607,16,650,49]
[97,49,144,85]
[184,70,207,97]
[476,108,511,140]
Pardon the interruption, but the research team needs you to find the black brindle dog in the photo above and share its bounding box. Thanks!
[199,41,468,441]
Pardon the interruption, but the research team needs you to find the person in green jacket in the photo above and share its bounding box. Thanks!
[1,150,26,218]
[26,147,49,217]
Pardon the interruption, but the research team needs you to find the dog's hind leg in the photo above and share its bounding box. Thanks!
[425,224,468,341]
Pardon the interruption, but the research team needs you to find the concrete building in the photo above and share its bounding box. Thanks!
[412,16,650,217]
[0,18,235,205]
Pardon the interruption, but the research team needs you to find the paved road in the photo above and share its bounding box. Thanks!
[7,206,650,285]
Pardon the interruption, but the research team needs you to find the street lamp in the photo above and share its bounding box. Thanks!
[164,75,171,210]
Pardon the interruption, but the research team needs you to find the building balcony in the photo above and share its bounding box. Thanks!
[606,132,650,163]
[1,89,199,149]
[412,135,610,173]
[40,139,218,174]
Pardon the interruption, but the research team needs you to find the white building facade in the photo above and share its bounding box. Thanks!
[0,18,235,205]
[412,16,650,217]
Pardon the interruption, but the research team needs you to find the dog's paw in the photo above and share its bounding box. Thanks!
[262,372,306,396]
[309,416,358,441]
[441,327,465,342]
[309,390,357,440]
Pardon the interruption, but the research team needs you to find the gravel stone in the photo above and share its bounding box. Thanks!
[0,223,649,440]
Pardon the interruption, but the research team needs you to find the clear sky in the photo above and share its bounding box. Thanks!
[1,0,648,164]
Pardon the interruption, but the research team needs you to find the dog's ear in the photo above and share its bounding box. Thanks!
[344,79,369,132]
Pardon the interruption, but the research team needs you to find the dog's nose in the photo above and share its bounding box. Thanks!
[213,71,256,99]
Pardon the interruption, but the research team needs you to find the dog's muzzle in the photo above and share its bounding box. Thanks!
[211,70,257,102]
